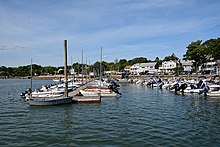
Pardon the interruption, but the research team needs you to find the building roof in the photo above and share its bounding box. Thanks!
[139,62,157,67]
[162,60,178,64]
[180,60,194,66]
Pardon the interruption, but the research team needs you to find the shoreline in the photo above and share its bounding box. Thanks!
[1,74,219,80]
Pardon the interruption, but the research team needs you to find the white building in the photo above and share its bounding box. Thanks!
[180,60,194,72]
[130,62,158,75]
[203,60,220,74]
[124,65,131,72]
[70,68,76,75]
[159,60,178,73]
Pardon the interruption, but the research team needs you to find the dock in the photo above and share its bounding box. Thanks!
[68,84,87,97]
[69,82,101,103]
[72,96,101,103]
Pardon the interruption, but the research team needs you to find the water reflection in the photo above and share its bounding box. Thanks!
[63,106,72,145]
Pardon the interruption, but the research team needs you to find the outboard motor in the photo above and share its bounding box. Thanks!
[198,85,210,96]
[108,84,122,96]
[112,88,122,96]
[190,84,196,89]
[177,83,188,95]
[158,82,164,89]
[169,83,179,91]
[178,83,187,91]
[197,80,205,89]
[20,88,31,98]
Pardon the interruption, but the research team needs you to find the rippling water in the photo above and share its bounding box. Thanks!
[1,79,220,146]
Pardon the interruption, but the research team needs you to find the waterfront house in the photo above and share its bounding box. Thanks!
[130,62,159,75]
[159,60,179,73]
[217,60,220,75]
[180,60,194,72]
[124,65,131,73]
[202,60,220,74]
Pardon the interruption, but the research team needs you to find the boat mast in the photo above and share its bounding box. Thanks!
[30,58,33,98]
[82,49,84,85]
[64,40,68,97]
[99,47,102,97]
[100,47,102,82]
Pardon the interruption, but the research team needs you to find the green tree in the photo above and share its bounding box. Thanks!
[31,64,42,76]
[43,66,58,75]
[163,53,179,61]
[173,66,184,74]
[128,57,148,65]
[0,66,9,76]
[108,62,117,71]
[72,62,80,74]
[101,61,108,72]
[203,38,220,60]
[183,40,207,70]
[118,59,128,71]
[93,61,100,76]
[154,57,162,65]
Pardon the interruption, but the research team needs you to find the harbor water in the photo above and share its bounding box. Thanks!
[1,79,220,146]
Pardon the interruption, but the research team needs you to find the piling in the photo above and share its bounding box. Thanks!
[64,40,68,97]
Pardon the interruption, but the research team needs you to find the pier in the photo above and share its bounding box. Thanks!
[72,96,101,103]
[69,82,101,103]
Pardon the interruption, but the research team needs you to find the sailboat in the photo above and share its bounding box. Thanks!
[28,40,73,106]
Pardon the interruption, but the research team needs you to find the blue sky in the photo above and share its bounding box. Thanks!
[0,0,220,67]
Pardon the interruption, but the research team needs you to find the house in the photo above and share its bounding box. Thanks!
[124,65,131,73]
[202,60,220,74]
[70,68,76,75]
[130,62,159,75]
[217,60,220,75]
[159,60,179,73]
[180,60,194,72]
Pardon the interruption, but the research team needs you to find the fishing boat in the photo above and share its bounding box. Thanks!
[28,40,73,106]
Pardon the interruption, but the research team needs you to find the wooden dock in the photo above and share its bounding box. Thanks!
[68,82,101,103]
[72,96,101,103]
[68,84,88,97]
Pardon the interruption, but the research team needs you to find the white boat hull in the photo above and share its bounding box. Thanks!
[80,90,117,97]
[207,91,220,97]
[29,96,73,106]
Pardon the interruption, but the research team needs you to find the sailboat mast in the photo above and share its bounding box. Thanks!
[98,47,102,97]
[100,47,102,83]
[64,40,68,97]
[30,58,33,98]
[82,49,84,85]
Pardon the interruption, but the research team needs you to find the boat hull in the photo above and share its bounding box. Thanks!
[207,91,220,97]
[80,90,117,97]
[29,96,73,106]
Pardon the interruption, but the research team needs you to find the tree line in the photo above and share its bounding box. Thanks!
[0,38,219,77]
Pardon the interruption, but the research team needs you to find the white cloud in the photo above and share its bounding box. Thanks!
[0,0,220,66]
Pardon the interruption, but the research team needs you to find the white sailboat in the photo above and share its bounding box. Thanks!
[29,40,73,106]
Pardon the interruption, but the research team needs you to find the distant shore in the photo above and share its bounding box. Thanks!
[1,74,219,80]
